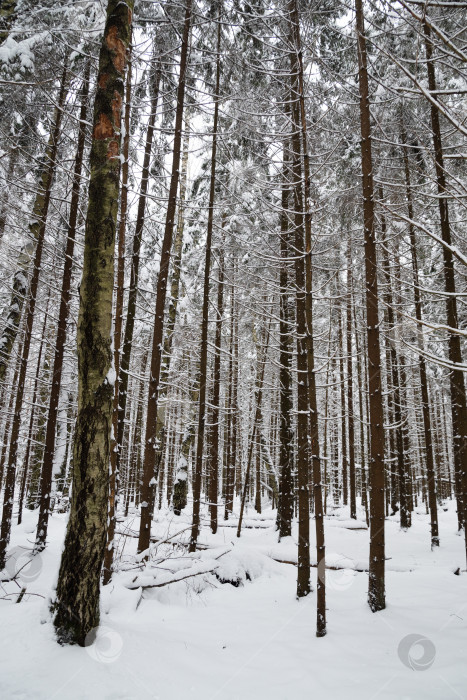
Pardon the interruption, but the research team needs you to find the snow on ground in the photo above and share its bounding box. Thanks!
[0,500,466,699]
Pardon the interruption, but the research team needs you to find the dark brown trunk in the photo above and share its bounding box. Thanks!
[346,241,357,520]
[189,16,221,553]
[402,134,438,544]
[35,63,90,552]
[138,1,192,554]
[117,62,161,474]
[277,140,294,537]
[224,282,236,519]
[153,110,191,514]
[288,31,311,599]
[208,245,224,534]
[424,23,467,558]
[339,310,348,506]
[0,66,67,385]
[355,0,386,611]
[18,296,50,525]
[0,345,22,492]
[379,196,410,530]
[0,61,68,567]
[237,326,270,538]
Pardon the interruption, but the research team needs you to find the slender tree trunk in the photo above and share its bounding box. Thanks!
[288,35,311,599]
[401,130,439,545]
[237,326,270,538]
[339,309,348,506]
[173,356,197,515]
[35,64,90,552]
[224,282,236,520]
[289,0,325,630]
[125,350,148,516]
[354,305,369,524]
[355,0,386,612]
[138,1,192,555]
[189,16,221,552]
[0,344,22,491]
[208,245,224,534]
[18,295,50,524]
[346,241,357,520]
[103,55,132,584]
[0,70,69,569]
[379,199,410,530]
[0,67,67,384]
[423,23,467,558]
[117,62,161,479]
[255,443,262,514]
[0,142,18,240]
[152,110,191,514]
[277,138,294,538]
[52,0,133,645]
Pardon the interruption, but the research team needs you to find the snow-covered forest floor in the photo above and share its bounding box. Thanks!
[0,501,466,699]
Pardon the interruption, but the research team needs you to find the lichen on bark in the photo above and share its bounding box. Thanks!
[52,0,134,646]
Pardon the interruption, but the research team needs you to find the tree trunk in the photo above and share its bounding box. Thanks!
[224,280,237,519]
[237,325,270,538]
[189,15,221,553]
[346,240,357,519]
[138,0,192,555]
[0,334,23,492]
[401,129,439,546]
[355,0,386,612]
[288,31,311,599]
[18,294,50,524]
[339,309,348,506]
[35,63,90,552]
[52,0,133,645]
[379,197,410,530]
[0,68,68,568]
[117,61,161,479]
[0,66,67,384]
[208,245,224,534]
[423,22,467,560]
[152,110,191,514]
[277,133,294,538]
[103,54,132,584]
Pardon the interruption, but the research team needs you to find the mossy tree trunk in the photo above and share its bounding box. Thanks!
[51,0,133,646]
